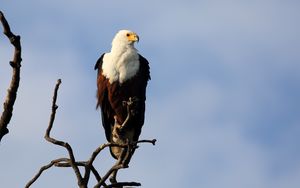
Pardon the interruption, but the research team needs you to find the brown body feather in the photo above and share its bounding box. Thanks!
[95,53,150,158]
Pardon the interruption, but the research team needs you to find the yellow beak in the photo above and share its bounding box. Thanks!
[127,33,139,43]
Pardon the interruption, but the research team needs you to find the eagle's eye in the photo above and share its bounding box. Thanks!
[126,33,130,37]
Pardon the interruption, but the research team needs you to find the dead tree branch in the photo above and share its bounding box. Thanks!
[26,79,156,188]
[43,79,84,185]
[25,158,69,187]
[0,11,22,142]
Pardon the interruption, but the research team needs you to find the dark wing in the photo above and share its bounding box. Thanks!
[139,54,151,81]
[110,54,150,141]
[131,54,150,140]
[95,53,115,142]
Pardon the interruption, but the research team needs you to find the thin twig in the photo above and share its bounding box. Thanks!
[0,11,22,142]
[135,139,157,145]
[83,142,111,185]
[107,182,141,188]
[94,164,125,188]
[54,160,103,184]
[25,158,69,188]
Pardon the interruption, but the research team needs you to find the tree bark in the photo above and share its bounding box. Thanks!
[0,11,22,142]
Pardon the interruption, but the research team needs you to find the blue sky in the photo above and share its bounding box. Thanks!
[1,0,300,187]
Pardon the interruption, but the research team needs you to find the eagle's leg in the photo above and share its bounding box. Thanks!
[109,140,130,186]
[111,117,124,159]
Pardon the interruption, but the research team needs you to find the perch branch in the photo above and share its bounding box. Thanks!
[94,140,156,188]
[26,79,156,187]
[0,11,22,142]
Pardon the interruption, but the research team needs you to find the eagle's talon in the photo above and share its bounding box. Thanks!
[127,97,134,106]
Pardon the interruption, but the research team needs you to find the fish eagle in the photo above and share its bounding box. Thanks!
[94,30,150,159]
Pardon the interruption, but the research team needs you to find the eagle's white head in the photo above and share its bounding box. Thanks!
[111,30,139,52]
[102,30,140,84]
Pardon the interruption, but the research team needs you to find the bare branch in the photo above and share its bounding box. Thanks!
[44,79,84,187]
[107,182,141,188]
[0,11,22,142]
[25,158,69,188]
[135,139,157,145]
[83,142,111,184]
[94,163,126,188]
[27,79,156,188]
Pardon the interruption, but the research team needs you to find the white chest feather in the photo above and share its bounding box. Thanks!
[102,48,140,84]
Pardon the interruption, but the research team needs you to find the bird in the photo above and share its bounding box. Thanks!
[94,30,150,160]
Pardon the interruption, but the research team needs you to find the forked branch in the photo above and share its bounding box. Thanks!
[26,79,156,188]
